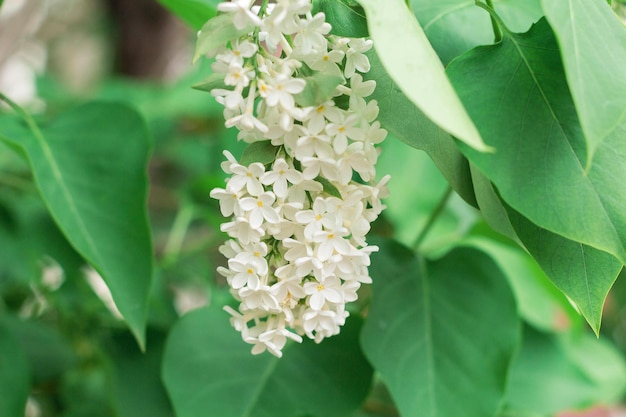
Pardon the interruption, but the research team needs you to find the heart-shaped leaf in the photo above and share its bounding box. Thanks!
[162,307,373,417]
[361,239,520,417]
[447,18,626,264]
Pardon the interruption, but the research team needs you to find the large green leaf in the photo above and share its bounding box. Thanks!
[361,239,520,417]
[162,307,373,417]
[411,0,543,65]
[157,0,220,30]
[506,326,626,414]
[507,206,623,334]
[0,322,30,417]
[357,0,490,152]
[0,102,153,348]
[365,52,477,206]
[541,0,626,167]
[447,18,626,264]
[0,316,77,383]
[461,235,581,333]
[470,165,622,333]
[109,329,174,417]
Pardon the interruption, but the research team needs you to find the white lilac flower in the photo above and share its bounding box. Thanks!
[206,0,389,357]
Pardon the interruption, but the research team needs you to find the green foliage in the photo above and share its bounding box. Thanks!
[506,326,626,414]
[361,239,520,417]
[193,13,253,63]
[313,0,369,37]
[294,73,344,107]
[0,101,154,348]
[541,0,626,167]
[0,321,30,416]
[239,141,280,165]
[163,306,373,417]
[357,0,490,152]
[157,0,220,30]
[2,1,626,416]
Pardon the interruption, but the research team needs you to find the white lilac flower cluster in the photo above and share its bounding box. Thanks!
[206,0,390,357]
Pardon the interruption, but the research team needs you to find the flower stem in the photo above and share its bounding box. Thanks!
[476,0,503,43]
[162,203,195,265]
[413,185,453,251]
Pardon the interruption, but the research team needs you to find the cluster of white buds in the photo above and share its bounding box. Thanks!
[205,0,390,357]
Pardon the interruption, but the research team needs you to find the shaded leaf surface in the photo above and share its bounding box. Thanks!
[361,239,520,417]
[365,52,476,206]
[507,206,623,333]
[448,18,626,263]
[0,322,30,417]
[0,102,153,348]
[411,0,543,65]
[162,307,372,417]
[462,235,581,333]
[507,326,626,414]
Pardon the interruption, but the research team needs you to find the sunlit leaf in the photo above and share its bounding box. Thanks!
[357,0,490,152]
[541,0,626,167]
[365,52,477,206]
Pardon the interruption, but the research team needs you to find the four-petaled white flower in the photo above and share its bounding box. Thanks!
[207,0,389,358]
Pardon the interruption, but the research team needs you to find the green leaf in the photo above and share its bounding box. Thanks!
[312,0,369,37]
[447,18,626,264]
[377,138,477,250]
[0,316,77,383]
[541,0,626,168]
[0,102,154,349]
[0,322,30,417]
[157,0,220,30]
[239,141,279,166]
[162,307,373,417]
[365,51,477,206]
[315,175,342,198]
[294,73,343,107]
[193,13,253,63]
[461,235,581,333]
[361,239,520,417]
[109,329,174,417]
[507,326,626,414]
[192,72,227,93]
[507,206,623,334]
[357,0,491,152]
[469,164,518,242]
[411,0,543,65]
